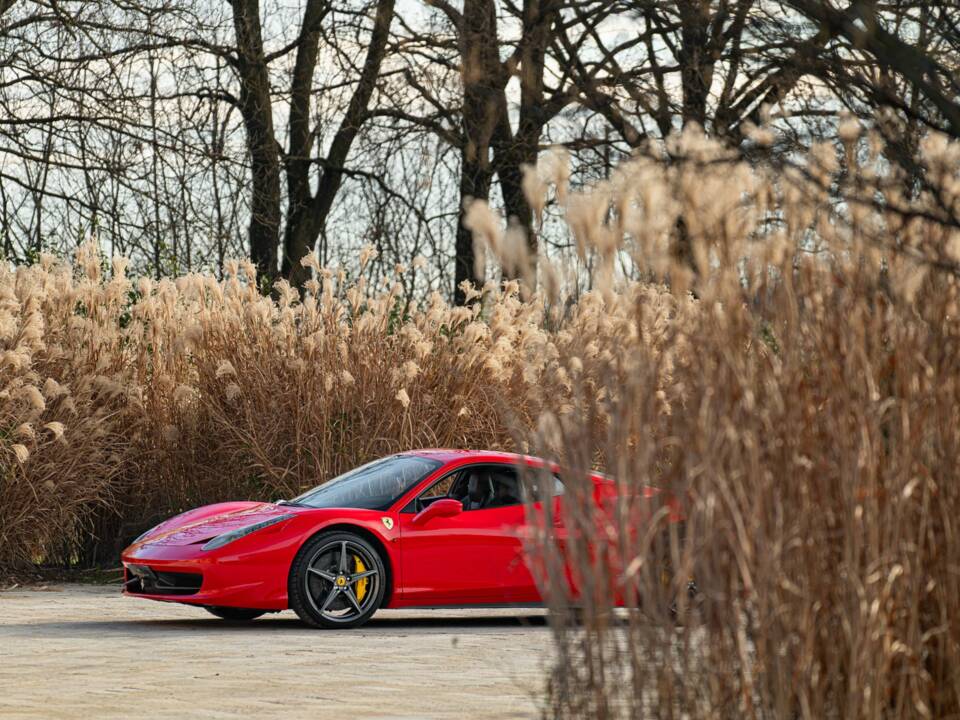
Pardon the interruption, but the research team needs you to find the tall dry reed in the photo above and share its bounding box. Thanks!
[0,247,563,567]
[506,127,960,719]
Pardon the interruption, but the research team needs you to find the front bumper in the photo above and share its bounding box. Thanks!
[121,542,289,610]
[124,564,203,595]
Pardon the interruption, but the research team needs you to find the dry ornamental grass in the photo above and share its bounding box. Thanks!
[1,122,959,718]
[518,127,960,719]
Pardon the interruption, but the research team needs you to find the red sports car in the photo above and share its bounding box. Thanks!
[122,449,592,629]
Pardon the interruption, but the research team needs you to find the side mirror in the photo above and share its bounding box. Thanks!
[412,498,463,526]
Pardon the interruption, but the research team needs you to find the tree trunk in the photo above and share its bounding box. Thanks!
[492,0,555,288]
[673,0,715,273]
[230,0,282,289]
[282,0,396,289]
[455,142,495,304]
[454,0,503,304]
[280,0,327,286]
[677,0,713,129]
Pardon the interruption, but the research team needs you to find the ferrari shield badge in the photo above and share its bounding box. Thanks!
[381,517,394,530]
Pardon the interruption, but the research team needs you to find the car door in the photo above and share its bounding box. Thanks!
[396,463,541,606]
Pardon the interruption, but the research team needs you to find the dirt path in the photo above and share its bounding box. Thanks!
[0,584,552,719]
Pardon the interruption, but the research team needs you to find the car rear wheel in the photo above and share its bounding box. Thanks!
[288,531,385,629]
[204,606,267,621]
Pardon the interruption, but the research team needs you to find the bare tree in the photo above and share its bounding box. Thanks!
[221,0,397,288]
[382,0,584,301]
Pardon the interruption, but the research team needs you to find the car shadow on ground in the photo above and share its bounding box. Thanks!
[1,613,550,637]
[370,614,549,629]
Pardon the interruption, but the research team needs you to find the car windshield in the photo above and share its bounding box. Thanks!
[288,455,442,511]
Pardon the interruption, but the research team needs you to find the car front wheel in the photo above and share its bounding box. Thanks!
[288,531,386,629]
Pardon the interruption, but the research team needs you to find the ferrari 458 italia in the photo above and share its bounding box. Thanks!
[122,449,612,629]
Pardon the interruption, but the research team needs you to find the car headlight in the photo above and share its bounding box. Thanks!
[201,514,295,552]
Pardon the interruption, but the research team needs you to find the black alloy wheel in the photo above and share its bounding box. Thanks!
[288,531,385,629]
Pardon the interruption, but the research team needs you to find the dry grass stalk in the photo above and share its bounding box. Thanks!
[512,126,960,718]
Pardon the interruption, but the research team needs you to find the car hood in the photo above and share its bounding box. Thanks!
[139,502,298,547]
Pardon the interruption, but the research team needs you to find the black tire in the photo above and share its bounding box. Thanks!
[204,606,267,621]
[288,531,386,629]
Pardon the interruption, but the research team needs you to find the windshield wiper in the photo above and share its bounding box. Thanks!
[276,499,305,507]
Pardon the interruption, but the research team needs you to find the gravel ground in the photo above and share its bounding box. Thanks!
[0,584,552,719]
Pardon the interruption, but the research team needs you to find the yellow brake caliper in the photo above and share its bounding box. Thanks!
[354,555,368,602]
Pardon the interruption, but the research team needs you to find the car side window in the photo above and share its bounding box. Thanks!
[521,471,565,501]
[404,464,531,514]
[421,473,457,500]
[458,465,522,511]
[401,470,461,513]
[488,468,524,508]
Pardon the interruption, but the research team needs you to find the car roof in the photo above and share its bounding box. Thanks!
[395,448,609,486]
[399,448,532,465]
